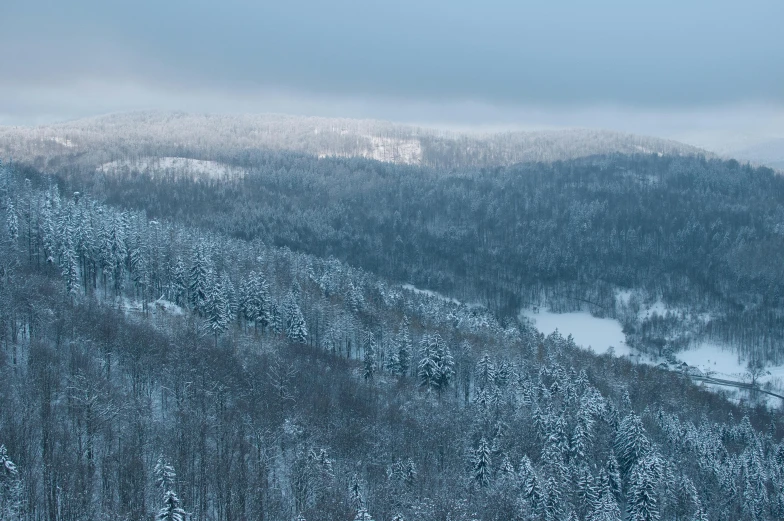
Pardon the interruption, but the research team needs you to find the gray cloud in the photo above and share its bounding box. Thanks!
[2,0,783,108]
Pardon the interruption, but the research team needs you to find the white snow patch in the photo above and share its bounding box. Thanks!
[50,136,76,148]
[402,284,461,305]
[520,309,631,356]
[318,136,423,165]
[676,342,746,379]
[98,157,247,180]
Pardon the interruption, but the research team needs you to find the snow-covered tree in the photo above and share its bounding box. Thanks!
[471,437,492,488]
[362,331,376,380]
[204,270,230,346]
[627,457,660,521]
[284,294,308,344]
[154,456,177,500]
[615,413,650,477]
[188,244,210,314]
[417,333,454,393]
[158,490,186,521]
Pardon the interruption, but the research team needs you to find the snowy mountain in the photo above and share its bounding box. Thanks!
[0,111,709,173]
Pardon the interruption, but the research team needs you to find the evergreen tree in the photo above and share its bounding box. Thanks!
[417,333,454,393]
[349,474,365,512]
[399,316,413,374]
[589,487,622,521]
[6,201,18,245]
[576,464,598,515]
[542,476,563,521]
[204,270,230,346]
[188,244,210,314]
[605,455,622,501]
[627,457,660,521]
[475,352,496,391]
[171,256,188,306]
[0,444,22,520]
[615,413,650,477]
[285,295,308,344]
[158,490,186,521]
[154,456,177,500]
[471,437,492,488]
[362,331,376,380]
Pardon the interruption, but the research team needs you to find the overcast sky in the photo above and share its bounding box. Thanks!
[1,0,782,150]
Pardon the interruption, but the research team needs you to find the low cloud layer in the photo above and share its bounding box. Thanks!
[1,0,783,151]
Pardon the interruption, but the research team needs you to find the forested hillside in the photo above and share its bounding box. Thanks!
[0,112,705,172]
[55,151,784,368]
[2,150,784,521]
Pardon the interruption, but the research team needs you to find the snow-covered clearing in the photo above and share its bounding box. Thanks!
[50,136,76,148]
[522,304,784,408]
[114,296,185,317]
[318,136,423,165]
[98,157,247,180]
[401,283,462,305]
[676,342,746,379]
[519,308,631,356]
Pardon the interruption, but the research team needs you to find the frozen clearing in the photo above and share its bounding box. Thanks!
[520,309,631,356]
[520,307,784,407]
[676,342,746,379]
[402,284,462,305]
[98,157,246,180]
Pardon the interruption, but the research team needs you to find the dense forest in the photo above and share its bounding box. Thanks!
[54,151,784,367]
[2,150,784,521]
[0,112,704,171]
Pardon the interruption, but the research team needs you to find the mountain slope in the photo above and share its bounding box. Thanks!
[0,111,708,172]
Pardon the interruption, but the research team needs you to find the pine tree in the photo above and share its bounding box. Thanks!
[615,413,650,477]
[475,352,496,391]
[285,295,308,344]
[589,487,622,521]
[6,201,18,245]
[349,474,365,512]
[158,490,186,521]
[362,331,376,380]
[61,231,80,296]
[188,244,210,314]
[389,316,412,376]
[171,256,188,306]
[154,456,177,500]
[605,455,622,501]
[576,464,598,515]
[239,272,259,328]
[471,437,492,488]
[155,459,185,521]
[204,271,230,346]
[542,476,563,521]
[519,455,542,512]
[0,445,22,521]
[417,334,454,393]
[627,457,660,521]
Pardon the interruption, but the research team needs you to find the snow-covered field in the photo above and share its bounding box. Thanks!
[520,309,631,356]
[521,305,784,408]
[677,342,746,379]
[98,157,247,180]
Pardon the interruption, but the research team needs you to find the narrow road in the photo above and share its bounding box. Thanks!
[688,374,784,401]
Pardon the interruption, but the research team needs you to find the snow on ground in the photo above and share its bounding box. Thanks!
[367,136,422,164]
[50,136,76,148]
[519,309,631,356]
[676,342,746,379]
[519,306,784,408]
[114,296,185,317]
[98,157,247,180]
[318,136,423,165]
[401,284,462,305]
